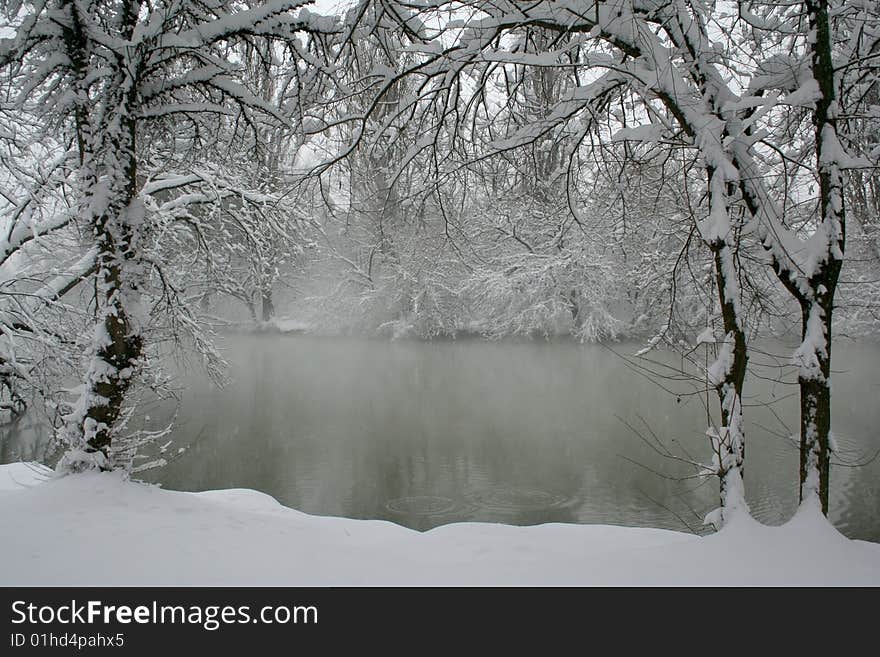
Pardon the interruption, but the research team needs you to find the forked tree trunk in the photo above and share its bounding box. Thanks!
[734,0,844,515]
[792,0,845,514]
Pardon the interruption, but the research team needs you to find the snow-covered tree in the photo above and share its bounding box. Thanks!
[0,0,337,469]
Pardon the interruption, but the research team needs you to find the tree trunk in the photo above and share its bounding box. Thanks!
[83,205,143,458]
[795,0,845,514]
[702,167,749,527]
[798,305,832,512]
[709,242,748,513]
[61,40,144,469]
[567,289,582,329]
[793,289,836,514]
[261,288,275,322]
[739,0,845,516]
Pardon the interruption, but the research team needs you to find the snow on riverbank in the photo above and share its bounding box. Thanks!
[1,462,878,586]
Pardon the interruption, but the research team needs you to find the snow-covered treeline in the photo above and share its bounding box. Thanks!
[1,0,878,526]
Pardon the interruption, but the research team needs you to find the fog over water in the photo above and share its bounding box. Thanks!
[4,335,879,540]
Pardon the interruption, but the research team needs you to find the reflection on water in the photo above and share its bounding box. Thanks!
[2,335,879,540]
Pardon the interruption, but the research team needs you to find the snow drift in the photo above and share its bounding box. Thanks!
[1,462,877,586]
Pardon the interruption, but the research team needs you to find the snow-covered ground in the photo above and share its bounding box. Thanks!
[1,462,878,586]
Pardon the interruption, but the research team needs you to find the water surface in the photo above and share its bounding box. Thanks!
[3,335,878,540]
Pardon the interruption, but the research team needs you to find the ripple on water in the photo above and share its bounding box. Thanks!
[466,486,568,512]
[385,495,459,515]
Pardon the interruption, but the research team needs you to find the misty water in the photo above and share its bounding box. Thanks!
[3,335,879,540]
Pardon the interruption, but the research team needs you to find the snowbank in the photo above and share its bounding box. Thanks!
[1,462,878,586]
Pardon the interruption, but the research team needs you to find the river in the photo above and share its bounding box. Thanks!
[3,334,878,540]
